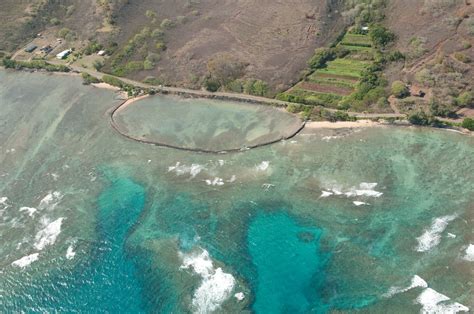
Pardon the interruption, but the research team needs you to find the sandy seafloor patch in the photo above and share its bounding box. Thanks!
[0,69,473,313]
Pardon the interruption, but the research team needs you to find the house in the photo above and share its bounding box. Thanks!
[24,44,37,53]
[56,49,72,60]
[97,50,106,56]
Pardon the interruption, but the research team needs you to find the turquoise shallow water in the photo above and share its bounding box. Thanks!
[0,70,473,313]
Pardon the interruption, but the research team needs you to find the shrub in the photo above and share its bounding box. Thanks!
[243,79,268,96]
[83,42,103,55]
[2,59,70,72]
[226,80,243,93]
[125,61,144,72]
[408,111,440,126]
[143,76,163,85]
[207,54,246,86]
[391,81,409,98]
[322,110,356,122]
[385,51,405,62]
[143,60,154,70]
[81,72,101,85]
[57,28,71,38]
[308,48,335,70]
[152,28,165,39]
[50,18,60,25]
[102,75,125,88]
[462,118,474,131]
[286,104,304,113]
[204,77,220,92]
[454,52,470,63]
[93,60,104,71]
[145,10,156,19]
[369,25,395,48]
[456,92,473,107]
[160,19,175,29]
[155,42,166,51]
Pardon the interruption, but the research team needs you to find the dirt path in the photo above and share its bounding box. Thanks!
[47,60,406,120]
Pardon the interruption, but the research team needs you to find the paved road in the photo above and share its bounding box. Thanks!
[50,60,407,119]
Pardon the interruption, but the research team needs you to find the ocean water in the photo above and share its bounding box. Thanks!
[113,94,303,152]
[0,70,473,313]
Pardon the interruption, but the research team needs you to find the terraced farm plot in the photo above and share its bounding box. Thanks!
[279,32,375,109]
[315,59,370,78]
[340,33,373,48]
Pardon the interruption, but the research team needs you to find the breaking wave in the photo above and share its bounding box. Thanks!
[416,215,457,252]
[416,288,468,313]
[382,275,427,298]
[12,253,39,268]
[34,217,65,251]
[180,248,236,313]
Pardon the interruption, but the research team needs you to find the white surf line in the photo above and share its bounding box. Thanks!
[12,253,40,268]
[415,215,457,252]
[180,248,236,313]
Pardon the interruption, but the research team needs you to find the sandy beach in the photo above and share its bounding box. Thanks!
[305,119,382,129]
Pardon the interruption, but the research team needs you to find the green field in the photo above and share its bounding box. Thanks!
[340,33,373,47]
[279,31,375,109]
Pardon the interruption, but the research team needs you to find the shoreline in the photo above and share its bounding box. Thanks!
[305,119,383,129]
[1,67,472,136]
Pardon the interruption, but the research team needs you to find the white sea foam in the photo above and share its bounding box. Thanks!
[344,183,383,198]
[205,177,224,186]
[353,201,369,206]
[382,275,427,298]
[322,135,343,142]
[12,253,39,268]
[320,191,333,198]
[255,161,270,171]
[447,233,456,239]
[66,244,76,260]
[321,182,382,199]
[19,207,38,217]
[38,191,63,210]
[416,215,457,252]
[234,292,245,301]
[227,175,236,183]
[0,197,9,217]
[180,249,236,314]
[218,160,225,166]
[34,217,65,250]
[0,196,9,208]
[462,244,474,262]
[262,183,275,191]
[416,288,469,313]
[168,162,206,178]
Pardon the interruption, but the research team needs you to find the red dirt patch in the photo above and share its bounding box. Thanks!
[298,81,353,96]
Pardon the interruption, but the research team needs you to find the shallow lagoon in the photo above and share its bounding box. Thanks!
[0,70,473,313]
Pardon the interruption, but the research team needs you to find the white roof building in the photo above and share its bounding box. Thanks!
[56,49,72,59]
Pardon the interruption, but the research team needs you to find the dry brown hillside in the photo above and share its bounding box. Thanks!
[385,0,474,117]
[107,0,346,91]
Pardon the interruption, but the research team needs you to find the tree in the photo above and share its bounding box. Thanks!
[207,54,246,87]
[457,92,473,107]
[391,81,409,98]
[369,25,395,48]
[308,48,334,70]
[462,118,474,131]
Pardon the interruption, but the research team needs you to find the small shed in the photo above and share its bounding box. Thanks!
[24,44,37,53]
[97,50,106,56]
